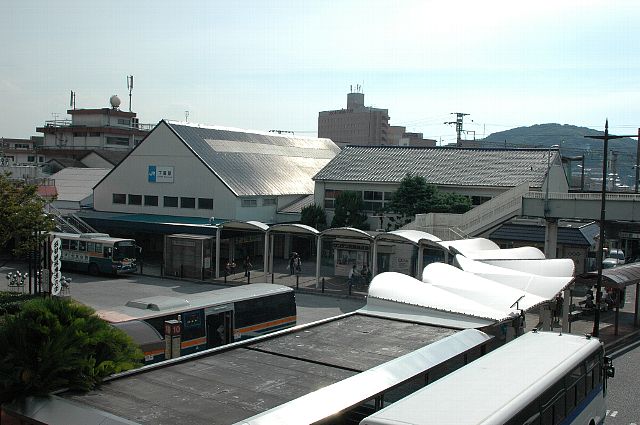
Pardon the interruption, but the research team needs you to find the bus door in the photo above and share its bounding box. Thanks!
[205,304,233,349]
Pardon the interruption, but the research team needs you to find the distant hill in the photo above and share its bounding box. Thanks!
[480,123,639,188]
[481,123,635,156]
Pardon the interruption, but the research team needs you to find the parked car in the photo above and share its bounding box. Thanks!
[602,258,619,269]
[605,248,625,266]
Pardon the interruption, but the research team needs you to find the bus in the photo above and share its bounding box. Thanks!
[98,283,297,365]
[360,330,615,425]
[50,232,139,276]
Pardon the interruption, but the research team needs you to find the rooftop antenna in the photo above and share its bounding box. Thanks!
[69,90,76,109]
[127,75,134,112]
[185,111,189,122]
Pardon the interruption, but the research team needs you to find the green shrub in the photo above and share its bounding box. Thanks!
[0,297,142,403]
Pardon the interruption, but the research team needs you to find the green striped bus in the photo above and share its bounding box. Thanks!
[50,232,140,276]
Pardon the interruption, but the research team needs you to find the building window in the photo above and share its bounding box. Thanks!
[241,198,257,207]
[27,155,35,162]
[181,197,195,208]
[128,194,142,205]
[263,198,276,206]
[144,195,158,206]
[89,132,101,137]
[198,198,213,209]
[117,118,131,126]
[106,136,130,146]
[471,196,491,206]
[164,196,178,207]
[364,191,383,212]
[38,156,44,163]
[14,143,29,149]
[73,132,84,137]
[324,189,342,209]
[113,193,126,204]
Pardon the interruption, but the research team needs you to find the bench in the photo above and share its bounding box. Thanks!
[569,310,583,322]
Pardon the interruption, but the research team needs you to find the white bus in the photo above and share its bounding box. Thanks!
[360,330,615,425]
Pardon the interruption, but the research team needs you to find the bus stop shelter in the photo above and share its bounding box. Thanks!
[574,262,640,335]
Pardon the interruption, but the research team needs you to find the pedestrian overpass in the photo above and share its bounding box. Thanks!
[406,182,640,255]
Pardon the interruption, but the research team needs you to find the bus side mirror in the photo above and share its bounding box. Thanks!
[604,356,615,378]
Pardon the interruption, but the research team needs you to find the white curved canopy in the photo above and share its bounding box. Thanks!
[366,272,517,323]
[454,256,575,299]
[455,246,546,260]
[320,227,374,240]
[479,258,575,277]
[375,229,441,245]
[422,263,547,312]
[436,237,499,253]
[221,220,269,232]
[268,223,320,235]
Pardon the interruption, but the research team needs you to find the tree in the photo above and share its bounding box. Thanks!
[385,173,471,229]
[300,204,327,230]
[331,191,370,230]
[0,173,56,256]
[0,297,143,403]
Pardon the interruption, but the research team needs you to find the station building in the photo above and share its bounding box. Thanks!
[313,145,569,231]
[79,120,340,263]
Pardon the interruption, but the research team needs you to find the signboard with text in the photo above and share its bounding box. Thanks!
[148,165,174,183]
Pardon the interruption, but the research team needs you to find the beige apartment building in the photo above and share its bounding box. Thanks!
[318,90,437,147]
[318,90,390,147]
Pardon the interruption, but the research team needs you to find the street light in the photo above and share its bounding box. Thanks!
[585,120,637,337]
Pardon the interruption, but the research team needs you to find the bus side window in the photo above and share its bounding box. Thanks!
[79,241,86,251]
[104,247,112,258]
[95,243,103,253]
[61,239,70,250]
[565,366,582,409]
[69,240,79,251]
[87,242,95,253]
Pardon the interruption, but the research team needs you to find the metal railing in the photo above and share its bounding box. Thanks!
[406,182,531,240]
[45,204,97,234]
[42,120,154,131]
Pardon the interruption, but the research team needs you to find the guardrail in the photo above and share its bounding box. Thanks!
[408,182,530,239]
[42,120,154,131]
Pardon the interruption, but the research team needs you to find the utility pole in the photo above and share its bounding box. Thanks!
[636,128,640,193]
[585,120,637,337]
[444,112,469,146]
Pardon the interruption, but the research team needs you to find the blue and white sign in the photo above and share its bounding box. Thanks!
[148,165,174,183]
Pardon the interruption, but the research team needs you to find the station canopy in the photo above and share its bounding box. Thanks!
[575,262,640,290]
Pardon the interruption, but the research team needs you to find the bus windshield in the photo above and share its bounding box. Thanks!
[113,241,137,260]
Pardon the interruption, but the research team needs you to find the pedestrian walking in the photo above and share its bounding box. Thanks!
[243,256,252,277]
[293,254,302,274]
[288,253,296,275]
[553,293,563,325]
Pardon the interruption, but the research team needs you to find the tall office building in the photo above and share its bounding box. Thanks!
[318,89,390,147]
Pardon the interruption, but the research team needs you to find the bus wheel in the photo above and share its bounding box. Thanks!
[89,263,100,276]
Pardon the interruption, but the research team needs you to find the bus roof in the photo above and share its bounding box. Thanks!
[360,331,603,425]
[97,283,294,322]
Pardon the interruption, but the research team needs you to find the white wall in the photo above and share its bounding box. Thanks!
[93,122,238,219]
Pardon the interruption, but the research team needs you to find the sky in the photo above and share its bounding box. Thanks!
[2,0,639,144]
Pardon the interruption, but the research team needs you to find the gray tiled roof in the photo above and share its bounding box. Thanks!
[84,149,129,165]
[489,223,593,246]
[166,121,340,196]
[279,194,315,214]
[313,146,554,188]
